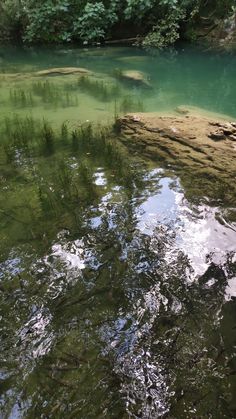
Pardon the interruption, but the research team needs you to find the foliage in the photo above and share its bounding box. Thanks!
[0,0,24,40]
[142,4,186,48]
[22,0,76,43]
[0,0,235,46]
[73,2,118,43]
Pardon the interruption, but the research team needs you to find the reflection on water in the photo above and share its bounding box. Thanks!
[137,172,236,277]
[0,45,236,418]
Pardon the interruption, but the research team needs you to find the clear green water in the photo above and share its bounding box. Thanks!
[0,45,236,418]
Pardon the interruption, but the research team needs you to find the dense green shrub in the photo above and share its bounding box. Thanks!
[0,0,24,40]
[0,0,235,46]
[22,0,79,43]
[142,3,186,48]
[73,2,118,43]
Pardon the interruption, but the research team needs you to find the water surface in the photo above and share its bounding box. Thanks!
[0,45,236,418]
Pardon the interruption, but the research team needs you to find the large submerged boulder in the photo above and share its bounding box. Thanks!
[116,70,151,88]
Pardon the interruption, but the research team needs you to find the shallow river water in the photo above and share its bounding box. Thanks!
[0,45,236,418]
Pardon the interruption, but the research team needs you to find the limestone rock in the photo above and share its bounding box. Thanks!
[35,67,91,77]
[117,110,236,196]
[208,130,226,141]
[118,70,151,88]
[175,106,190,115]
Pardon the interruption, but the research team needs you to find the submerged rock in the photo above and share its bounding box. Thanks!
[116,70,151,88]
[0,67,92,81]
[208,130,226,141]
[0,72,29,80]
[116,56,148,63]
[35,67,92,77]
[175,106,190,115]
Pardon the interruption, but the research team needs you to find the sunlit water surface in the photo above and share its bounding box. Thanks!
[0,45,236,418]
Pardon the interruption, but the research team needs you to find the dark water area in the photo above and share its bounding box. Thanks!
[0,45,236,418]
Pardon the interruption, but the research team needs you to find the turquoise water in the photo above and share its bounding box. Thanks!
[0,45,236,418]
[0,44,236,120]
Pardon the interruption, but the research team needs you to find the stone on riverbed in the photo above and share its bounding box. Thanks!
[35,67,92,77]
[0,67,92,81]
[175,106,190,115]
[116,70,151,88]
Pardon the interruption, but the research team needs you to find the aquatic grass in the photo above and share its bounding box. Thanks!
[38,185,59,216]
[37,168,72,218]
[57,160,74,197]
[113,101,121,134]
[1,114,37,162]
[70,124,111,157]
[31,80,60,105]
[68,121,140,191]
[37,158,99,218]
[0,113,140,192]
[119,96,144,113]
[1,115,68,161]
[9,88,34,108]
[0,114,56,161]
[61,122,69,143]
[31,80,78,108]
[112,69,123,80]
[70,122,120,161]
[3,143,18,163]
[1,114,36,146]
[40,120,55,155]
[77,162,98,202]
[77,76,121,102]
[70,123,94,152]
[62,91,78,108]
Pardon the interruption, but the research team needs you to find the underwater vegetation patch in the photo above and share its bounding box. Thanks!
[31,80,79,108]
[119,96,144,113]
[76,76,121,102]
[9,88,34,108]
[0,112,143,252]
[1,114,55,161]
[2,114,36,161]
[0,114,139,189]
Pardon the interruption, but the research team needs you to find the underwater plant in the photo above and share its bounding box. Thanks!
[77,76,121,102]
[31,80,78,108]
[119,96,144,113]
[9,88,34,108]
